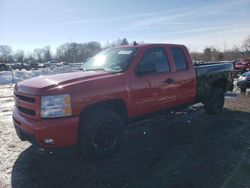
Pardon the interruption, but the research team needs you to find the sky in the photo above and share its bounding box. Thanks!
[0,0,250,53]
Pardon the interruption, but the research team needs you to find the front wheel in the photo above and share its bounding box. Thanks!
[78,109,123,159]
[204,87,225,114]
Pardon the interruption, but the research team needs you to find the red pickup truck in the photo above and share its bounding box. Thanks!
[234,58,250,73]
[13,44,234,159]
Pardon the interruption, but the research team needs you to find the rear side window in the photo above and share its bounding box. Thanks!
[139,48,170,72]
[171,47,188,71]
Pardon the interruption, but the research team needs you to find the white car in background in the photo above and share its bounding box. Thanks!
[47,61,63,67]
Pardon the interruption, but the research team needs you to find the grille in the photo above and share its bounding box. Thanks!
[13,118,21,126]
[15,92,38,118]
[17,106,36,116]
[15,93,35,103]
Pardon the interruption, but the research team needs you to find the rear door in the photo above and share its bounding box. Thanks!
[169,46,196,105]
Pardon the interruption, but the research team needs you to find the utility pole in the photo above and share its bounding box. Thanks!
[224,40,227,53]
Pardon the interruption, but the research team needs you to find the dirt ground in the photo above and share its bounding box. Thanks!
[0,84,250,188]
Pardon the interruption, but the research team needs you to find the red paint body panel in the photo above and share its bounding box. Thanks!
[13,108,79,148]
[13,44,197,149]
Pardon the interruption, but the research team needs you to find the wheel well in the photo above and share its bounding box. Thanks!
[79,99,128,123]
[213,78,227,91]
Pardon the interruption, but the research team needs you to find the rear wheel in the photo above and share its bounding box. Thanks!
[78,109,123,159]
[204,87,225,114]
[240,87,246,93]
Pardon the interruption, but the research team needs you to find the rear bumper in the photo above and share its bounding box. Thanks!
[13,108,79,149]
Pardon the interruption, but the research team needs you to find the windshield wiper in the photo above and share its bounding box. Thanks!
[83,67,120,73]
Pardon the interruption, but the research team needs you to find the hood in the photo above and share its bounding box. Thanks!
[16,71,114,95]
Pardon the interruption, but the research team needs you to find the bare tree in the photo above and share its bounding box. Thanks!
[202,47,225,61]
[24,52,36,64]
[242,35,250,52]
[56,42,101,63]
[223,45,241,60]
[104,38,129,48]
[0,45,12,63]
[217,52,224,61]
[120,38,129,45]
[190,52,204,61]
[14,50,25,63]
[33,48,44,63]
[203,48,212,61]
[43,46,52,62]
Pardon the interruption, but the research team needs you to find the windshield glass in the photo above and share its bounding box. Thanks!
[244,72,250,77]
[82,47,138,72]
[241,72,247,77]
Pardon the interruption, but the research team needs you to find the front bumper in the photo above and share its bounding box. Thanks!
[13,108,79,149]
[237,80,250,88]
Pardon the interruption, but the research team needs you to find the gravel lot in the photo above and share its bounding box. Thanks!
[0,84,250,188]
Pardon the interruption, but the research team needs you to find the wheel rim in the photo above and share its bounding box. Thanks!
[93,119,119,152]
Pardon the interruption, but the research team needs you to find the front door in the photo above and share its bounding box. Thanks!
[130,47,177,116]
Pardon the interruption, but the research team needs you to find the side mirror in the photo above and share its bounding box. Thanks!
[137,62,157,75]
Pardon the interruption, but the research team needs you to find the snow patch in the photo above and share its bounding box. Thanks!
[0,64,82,84]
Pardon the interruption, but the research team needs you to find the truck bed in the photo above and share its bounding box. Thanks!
[195,62,234,102]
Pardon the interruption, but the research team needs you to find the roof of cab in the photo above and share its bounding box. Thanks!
[113,43,186,49]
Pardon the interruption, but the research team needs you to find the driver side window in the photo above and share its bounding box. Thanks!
[138,48,170,73]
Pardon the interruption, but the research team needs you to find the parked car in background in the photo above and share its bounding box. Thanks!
[0,64,6,71]
[235,61,246,71]
[237,71,250,92]
[235,58,250,72]
[22,63,31,71]
[0,63,11,71]
[11,63,23,70]
[47,60,63,67]
[242,58,250,70]
[9,63,32,71]
[58,61,64,66]
[38,63,48,69]
[62,61,69,65]
[30,62,39,70]
[193,61,205,65]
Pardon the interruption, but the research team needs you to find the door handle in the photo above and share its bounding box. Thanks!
[164,78,175,84]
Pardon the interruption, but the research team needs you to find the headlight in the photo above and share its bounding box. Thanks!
[239,76,246,81]
[41,94,72,118]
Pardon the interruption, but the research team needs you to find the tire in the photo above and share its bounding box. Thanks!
[204,87,225,114]
[240,87,246,93]
[78,109,123,159]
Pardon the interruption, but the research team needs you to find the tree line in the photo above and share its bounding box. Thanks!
[0,38,129,65]
[0,36,250,65]
[190,35,250,61]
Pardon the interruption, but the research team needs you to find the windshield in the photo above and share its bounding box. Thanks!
[82,47,138,72]
[241,72,247,77]
[242,72,250,77]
